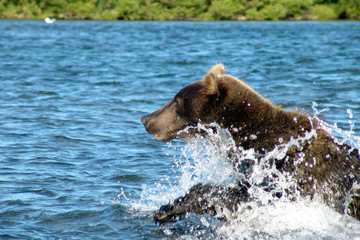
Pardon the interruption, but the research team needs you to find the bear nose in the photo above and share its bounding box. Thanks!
[141,115,150,126]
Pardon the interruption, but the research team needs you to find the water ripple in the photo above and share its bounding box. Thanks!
[0,20,359,239]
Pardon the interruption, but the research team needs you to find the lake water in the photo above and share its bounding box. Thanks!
[0,20,360,239]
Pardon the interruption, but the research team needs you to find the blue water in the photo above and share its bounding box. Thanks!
[0,20,360,239]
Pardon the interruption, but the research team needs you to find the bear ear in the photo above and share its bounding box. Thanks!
[202,72,219,95]
[209,63,226,76]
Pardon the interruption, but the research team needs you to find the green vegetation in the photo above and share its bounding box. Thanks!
[0,0,359,20]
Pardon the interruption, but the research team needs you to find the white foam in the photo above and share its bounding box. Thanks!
[218,200,360,239]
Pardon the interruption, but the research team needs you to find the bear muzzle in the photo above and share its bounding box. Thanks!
[141,115,150,127]
[141,113,169,140]
[142,111,187,141]
[141,114,154,134]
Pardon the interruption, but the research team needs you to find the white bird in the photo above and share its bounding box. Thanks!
[45,17,56,24]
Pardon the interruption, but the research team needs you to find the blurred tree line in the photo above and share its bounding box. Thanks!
[0,0,359,20]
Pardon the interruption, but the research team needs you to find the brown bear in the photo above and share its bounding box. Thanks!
[141,64,360,225]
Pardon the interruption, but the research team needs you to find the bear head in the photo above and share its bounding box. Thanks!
[141,63,298,150]
[141,64,227,141]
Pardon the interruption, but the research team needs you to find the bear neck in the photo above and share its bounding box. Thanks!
[214,77,312,152]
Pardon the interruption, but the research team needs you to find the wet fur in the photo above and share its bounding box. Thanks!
[142,64,360,224]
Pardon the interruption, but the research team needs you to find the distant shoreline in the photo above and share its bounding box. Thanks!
[1,0,359,21]
[1,19,359,22]
[1,17,359,21]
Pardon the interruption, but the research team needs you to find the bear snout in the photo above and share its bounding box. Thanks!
[141,114,153,134]
[141,112,178,141]
[141,113,161,136]
[141,115,150,126]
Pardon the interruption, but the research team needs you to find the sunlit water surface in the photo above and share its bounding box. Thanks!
[0,21,360,239]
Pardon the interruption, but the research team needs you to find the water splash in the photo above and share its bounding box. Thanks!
[312,101,359,148]
[124,104,360,239]
[218,201,360,240]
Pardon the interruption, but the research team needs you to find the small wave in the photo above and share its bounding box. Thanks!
[94,81,122,86]
[4,199,30,206]
[320,68,360,74]
[110,174,145,183]
[30,188,57,197]
[53,135,87,143]
[295,57,315,64]
[35,91,58,95]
